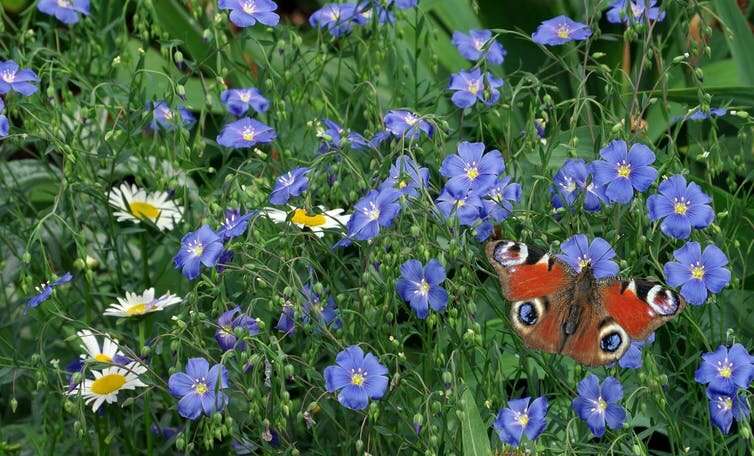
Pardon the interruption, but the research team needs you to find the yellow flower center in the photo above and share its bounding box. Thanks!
[194,382,208,395]
[190,243,204,257]
[517,413,529,427]
[456,198,465,208]
[673,200,688,215]
[578,257,591,270]
[291,208,327,227]
[351,373,365,386]
[398,179,408,189]
[557,25,571,39]
[239,91,251,102]
[242,129,255,142]
[691,265,705,280]
[127,303,148,316]
[597,398,607,412]
[94,353,113,363]
[466,167,479,180]
[91,373,126,395]
[129,201,161,221]
[242,1,255,14]
[719,366,732,378]
[419,280,430,296]
[616,163,631,178]
[468,81,480,95]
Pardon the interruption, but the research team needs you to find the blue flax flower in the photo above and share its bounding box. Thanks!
[348,130,390,151]
[324,345,388,410]
[647,175,715,239]
[0,101,7,137]
[572,374,626,437]
[706,388,751,434]
[173,225,224,280]
[217,209,255,240]
[38,0,89,24]
[606,0,665,24]
[395,259,448,319]
[435,188,483,226]
[550,159,607,212]
[215,306,260,351]
[440,141,505,197]
[269,167,311,205]
[557,234,619,279]
[0,61,39,96]
[220,87,269,116]
[688,107,727,121]
[664,242,730,306]
[309,3,362,37]
[218,0,280,28]
[448,69,503,108]
[317,118,345,153]
[168,358,229,420]
[346,188,401,241]
[275,301,296,334]
[149,101,195,130]
[591,140,657,204]
[618,333,655,369]
[217,117,277,148]
[451,29,506,64]
[383,110,433,140]
[694,344,753,394]
[494,396,548,447]
[379,155,429,198]
[482,175,521,223]
[301,284,341,329]
[25,272,73,311]
[392,0,417,8]
[532,16,592,46]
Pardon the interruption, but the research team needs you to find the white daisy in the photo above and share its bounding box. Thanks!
[260,206,350,237]
[68,362,147,412]
[103,288,182,318]
[77,329,126,364]
[107,182,183,231]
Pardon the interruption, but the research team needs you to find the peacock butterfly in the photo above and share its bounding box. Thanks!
[485,240,685,366]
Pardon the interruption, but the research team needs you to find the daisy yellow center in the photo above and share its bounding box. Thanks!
[129,201,160,221]
[557,25,571,39]
[691,264,705,280]
[242,128,255,142]
[127,303,148,316]
[597,398,607,413]
[616,162,631,178]
[91,373,126,395]
[466,166,479,180]
[419,280,430,296]
[517,413,529,427]
[351,372,365,386]
[94,353,113,363]
[194,382,208,395]
[291,208,327,227]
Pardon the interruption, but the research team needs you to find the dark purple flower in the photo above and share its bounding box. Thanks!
[556,234,619,279]
[395,259,448,319]
[550,159,607,212]
[269,167,311,205]
[482,175,521,222]
[275,301,295,334]
[706,388,750,434]
[694,344,753,394]
[647,175,715,239]
[451,29,506,64]
[617,333,654,369]
[572,374,626,437]
[217,117,277,148]
[346,188,401,241]
[172,225,224,280]
[25,272,73,311]
[532,16,592,46]
[218,0,280,27]
[301,285,341,329]
[494,396,548,447]
[215,306,260,351]
[168,358,229,420]
[324,345,388,410]
[440,141,504,197]
[309,3,362,37]
[217,209,256,240]
[383,110,433,140]
[149,101,195,130]
[664,242,730,306]
[37,0,89,24]
[0,60,39,96]
[606,0,665,24]
[591,140,657,204]
[220,87,269,116]
[379,155,429,198]
[435,188,483,226]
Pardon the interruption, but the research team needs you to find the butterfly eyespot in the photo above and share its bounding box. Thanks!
[518,302,538,326]
[646,285,679,316]
[492,241,528,267]
[600,331,623,353]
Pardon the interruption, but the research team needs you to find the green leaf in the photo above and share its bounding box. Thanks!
[712,0,754,86]
[460,388,492,456]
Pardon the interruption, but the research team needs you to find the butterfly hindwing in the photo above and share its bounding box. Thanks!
[601,278,685,340]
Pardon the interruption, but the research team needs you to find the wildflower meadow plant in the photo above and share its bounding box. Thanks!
[4,1,754,454]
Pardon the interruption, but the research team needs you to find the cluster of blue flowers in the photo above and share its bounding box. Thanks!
[448,29,505,109]
[695,344,753,433]
[309,0,417,37]
[0,60,39,138]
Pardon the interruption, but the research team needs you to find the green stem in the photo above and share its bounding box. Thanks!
[139,320,153,456]
[141,231,150,288]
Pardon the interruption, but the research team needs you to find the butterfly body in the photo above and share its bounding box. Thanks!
[486,240,685,366]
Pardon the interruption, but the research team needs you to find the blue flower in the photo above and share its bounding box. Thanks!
[706,388,751,434]
[149,101,195,130]
[606,0,665,24]
[173,225,224,280]
[37,0,89,24]
[482,175,521,222]
[275,301,296,334]
[215,249,234,273]
[694,344,753,394]
[346,188,401,241]
[572,374,626,437]
[383,110,433,140]
[435,188,483,226]
[348,130,390,151]
[451,29,506,64]
[309,4,362,37]
[556,234,619,279]
[493,396,548,447]
[688,107,727,121]
[647,175,714,239]
[663,242,730,306]
[218,0,280,27]
[379,155,429,198]
[356,1,393,24]
[549,159,607,212]
[0,114,8,138]
[220,87,269,116]
[324,345,389,410]
[440,141,504,197]
[392,0,417,8]
[25,272,73,311]
[269,167,311,205]
[532,16,592,46]
[395,259,448,319]
[618,333,654,369]
[217,209,255,240]
[0,60,39,96]
[448,69,503,108]
[591,140,658,204]
[168,358,229,420]
[301,284,341,329]
[215,306,260,352]
[217,117,277,148]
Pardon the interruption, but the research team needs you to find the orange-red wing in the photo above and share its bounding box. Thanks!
[504,262,570,301]
[601,279,685,340]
